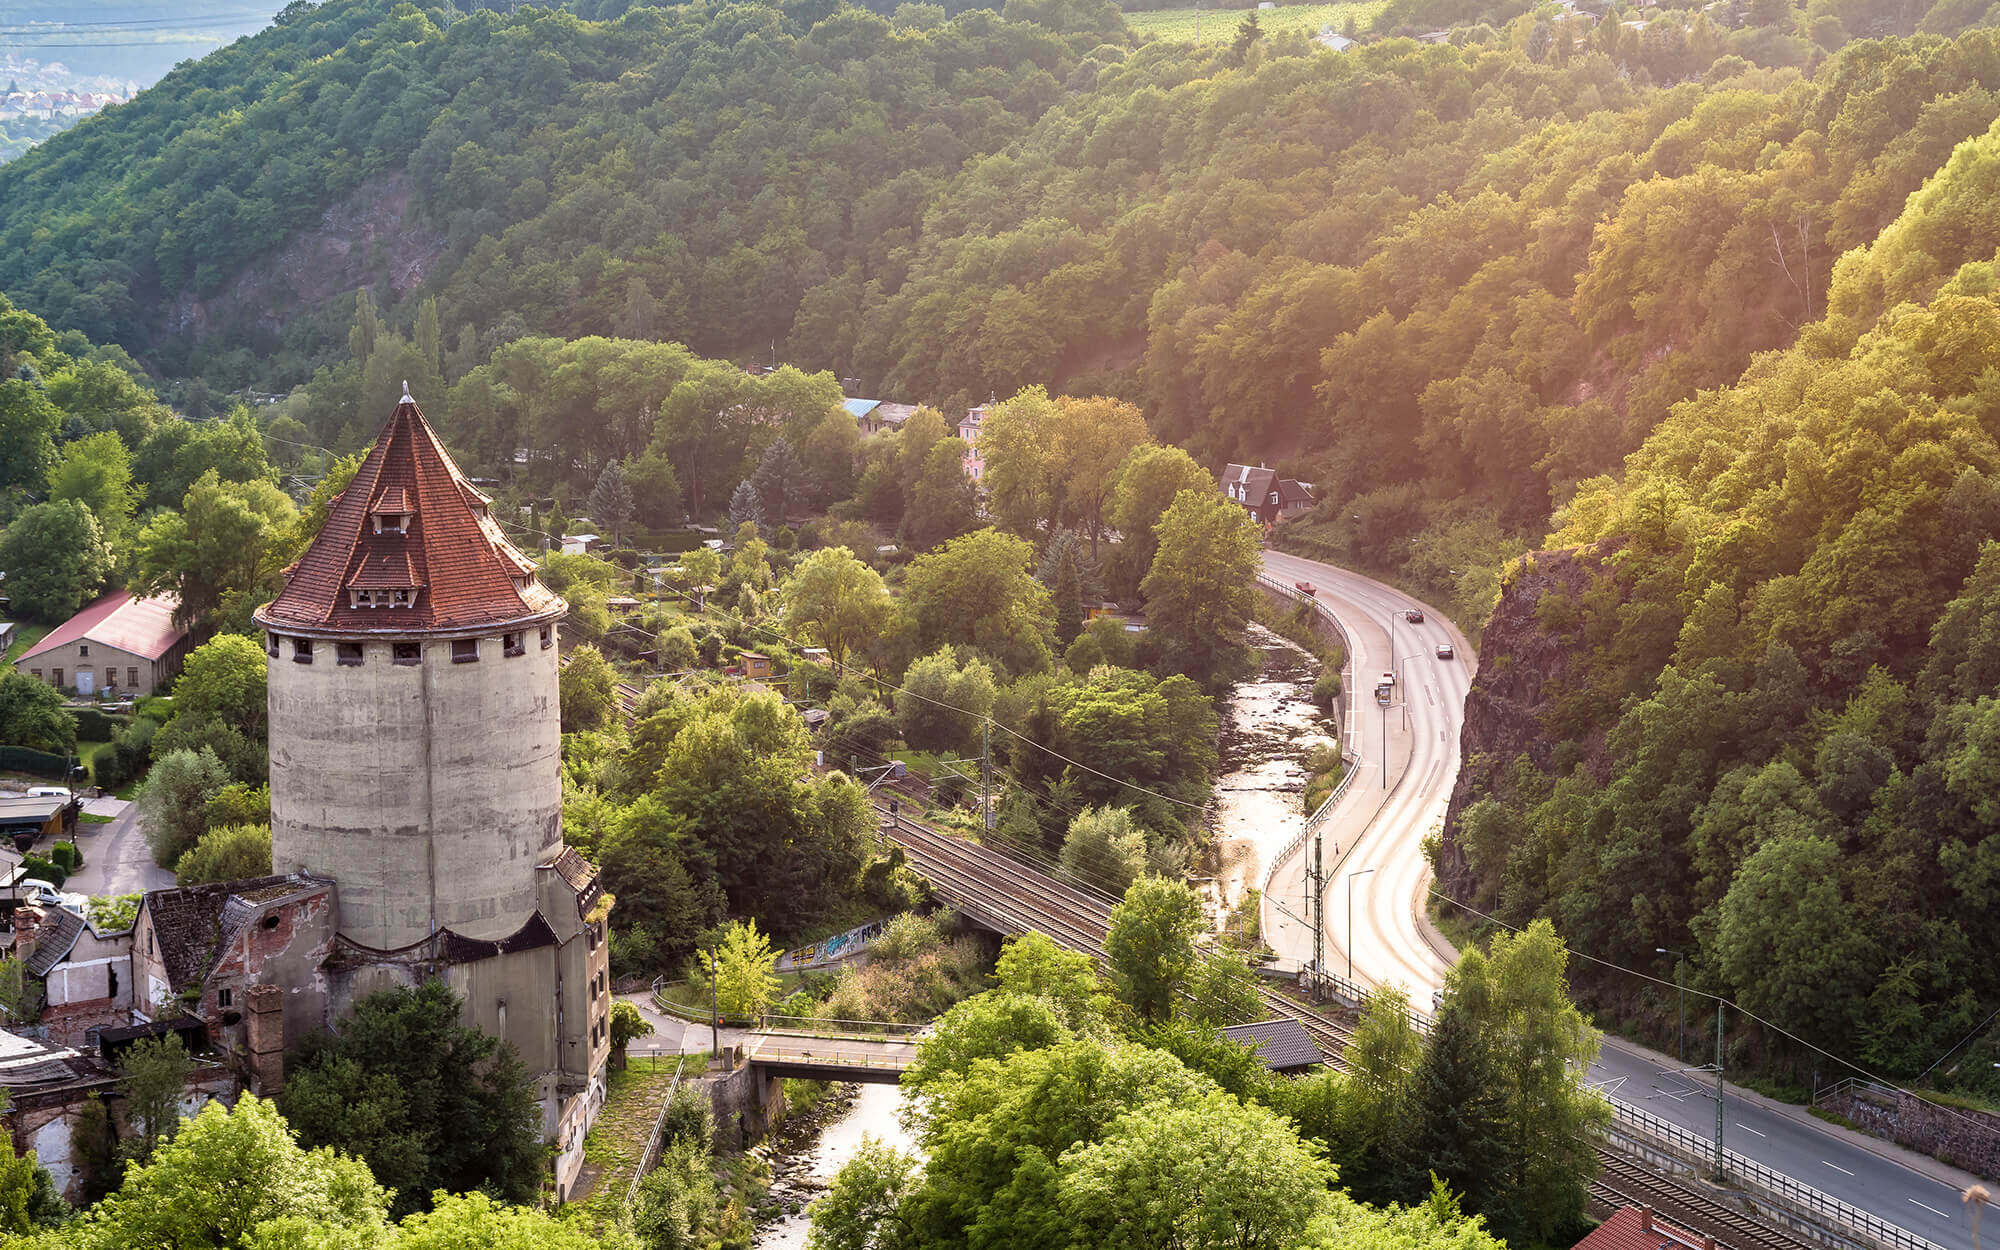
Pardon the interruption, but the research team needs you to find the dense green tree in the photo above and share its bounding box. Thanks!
[1104,876,1203,1021]
[1392,980,1510,1214]
[1141,490,1260,689]
[559,643,618,733]
[897,647,997,755]
[280,980,543,1217]
[588,459,635,544]
[127,469,297,637]
[116,1035,194,1164]
[782,546,894,670]
[1057,805,1147,895]
[0,1128,67,1233]
[0,499,111,622]
[174,823,272,885]
[753,437,804,527]
[0,673,74,753]
[903,529,1054,674]
[171,634,269,738]
[138,747,230,869]
[700,919,782,1018]
[45,1095,386,1250]
[46,430,138,546]
[903,437,979,552]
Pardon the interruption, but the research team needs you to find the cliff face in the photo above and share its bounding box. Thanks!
[164,170,443,343]
[1436,544,1612,897]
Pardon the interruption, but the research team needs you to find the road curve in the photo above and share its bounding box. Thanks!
[1257,549,1467,1002]
[1257,549,1984,1250]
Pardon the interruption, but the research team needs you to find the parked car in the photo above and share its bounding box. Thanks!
[1436,642,1455,660]
[13,879,87,917]
[25,787,70,800]
[1294,581,1317,597]
[1404,608,1425,624]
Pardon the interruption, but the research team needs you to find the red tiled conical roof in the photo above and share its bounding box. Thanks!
[256,399,564,633]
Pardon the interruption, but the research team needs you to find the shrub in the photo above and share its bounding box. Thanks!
[49,842,81,875]
[18,855,64,887]
[72,707,128,741]
[175,823,272,885]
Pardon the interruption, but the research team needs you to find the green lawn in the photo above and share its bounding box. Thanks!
[1125,0,1386,41]
[3,622,49,667]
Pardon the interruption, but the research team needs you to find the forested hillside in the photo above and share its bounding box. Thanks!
[1439,115,2000,1097]
[7,1,2000,633]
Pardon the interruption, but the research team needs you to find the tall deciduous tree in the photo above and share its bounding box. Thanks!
[46,431,138,547]
[1058,805,1147,895]
[903,529,1054,675]
[1141,489,1261,689]
[782,547,894,671]
[0,499,111,622]
[128,469,298,637]
[1104,875,1203,1021]
[902,437,979,552]
[171,635,269,739]
[138,747,230,870]
[559,643,618,733]
[978,386,1063,539]
[0,674,74,753]
[1110,444,1213,580]
[702,919,780,1018]
[116,1035,193,1164]
[1053,396,1149,558]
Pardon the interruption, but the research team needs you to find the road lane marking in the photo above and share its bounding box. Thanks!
[1734,1123,1766,1138]
[1822,1161,1854,1176]
[1909,1200,1950,1219]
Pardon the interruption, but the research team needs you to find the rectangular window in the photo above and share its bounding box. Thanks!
[77,644,88,657]
[503,633,524,657]
[393,643,421,666]
[337,643,364,667]
[393,589,411,606]
[128,667,139,688]
[218,987,232,1008]
[294,639,313,665]
[451,638,479,664]
[267,633,280,657]
[539,625,553,650]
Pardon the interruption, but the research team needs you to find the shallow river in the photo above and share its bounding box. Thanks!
[1208,623,1336,923]
[755,1082,918,1249]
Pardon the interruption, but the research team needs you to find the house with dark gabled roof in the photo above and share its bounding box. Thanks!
[1222,463,1317,527]
[1221,1018,1326,1073]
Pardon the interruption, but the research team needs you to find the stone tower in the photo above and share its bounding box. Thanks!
[255,397,567,950]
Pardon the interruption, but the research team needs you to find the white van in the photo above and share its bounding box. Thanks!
[25,787,70,800]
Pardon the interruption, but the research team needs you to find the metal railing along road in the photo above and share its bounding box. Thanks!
[1606,1093,1948,1250]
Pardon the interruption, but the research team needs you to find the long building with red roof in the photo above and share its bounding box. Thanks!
[12,590,188,697]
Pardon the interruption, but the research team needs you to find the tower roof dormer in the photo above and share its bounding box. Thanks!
[256,398,564,634]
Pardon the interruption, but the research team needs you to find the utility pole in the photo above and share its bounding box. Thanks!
[981,719,993,833]
[1715,999,1727,1182]
[1307,828,1325,996]
[1380,699,1388,787]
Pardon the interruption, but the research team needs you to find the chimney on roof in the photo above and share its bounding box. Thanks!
[11,904,44,965]
[1639,1207,1654,1233]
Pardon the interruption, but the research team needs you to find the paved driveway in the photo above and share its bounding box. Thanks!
[66,801,173,896]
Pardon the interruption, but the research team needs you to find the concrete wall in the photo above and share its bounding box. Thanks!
[267,628,562,947]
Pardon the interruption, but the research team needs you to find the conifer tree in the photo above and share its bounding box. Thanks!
[729,478,766,533]
[1054,541,1084,646]
[1393,983,1510,1213]
[589,460,635,544]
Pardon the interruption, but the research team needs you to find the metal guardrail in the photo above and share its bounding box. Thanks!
[754,1014,927,1038]
[1255,570,1362,906]
[1606,1099,1949,1250]
[626,1053,690,1209]
[745,1041,913,1072]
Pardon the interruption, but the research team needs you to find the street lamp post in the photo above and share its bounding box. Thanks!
[1347,866,1376,982]
[1657,947,1686,1062]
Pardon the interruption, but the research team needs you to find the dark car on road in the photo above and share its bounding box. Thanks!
[1405,608,1425,623]
[1436,642,1455,660]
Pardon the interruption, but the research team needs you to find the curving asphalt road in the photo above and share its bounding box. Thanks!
[1257,548,1987,1250]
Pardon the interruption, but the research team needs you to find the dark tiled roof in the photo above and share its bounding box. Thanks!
[143,875,332,992]
[21,907,84,977]
[1277,478,1315,506]
[257,400,563,633]
[1224,463,1278,501]
[1221,1018,1325,1071]
[546,848,602,919]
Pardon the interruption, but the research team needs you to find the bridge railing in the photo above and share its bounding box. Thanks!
[747,1042,912,1072]
[754,1014,927,1039]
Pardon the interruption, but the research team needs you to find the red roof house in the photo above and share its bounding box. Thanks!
[1574,1206,1718,1250]
[13,591,189,696]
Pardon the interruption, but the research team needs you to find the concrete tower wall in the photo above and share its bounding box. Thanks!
[267,628,563,948]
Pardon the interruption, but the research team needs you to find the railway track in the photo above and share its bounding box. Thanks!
[878,805,1832,1250]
